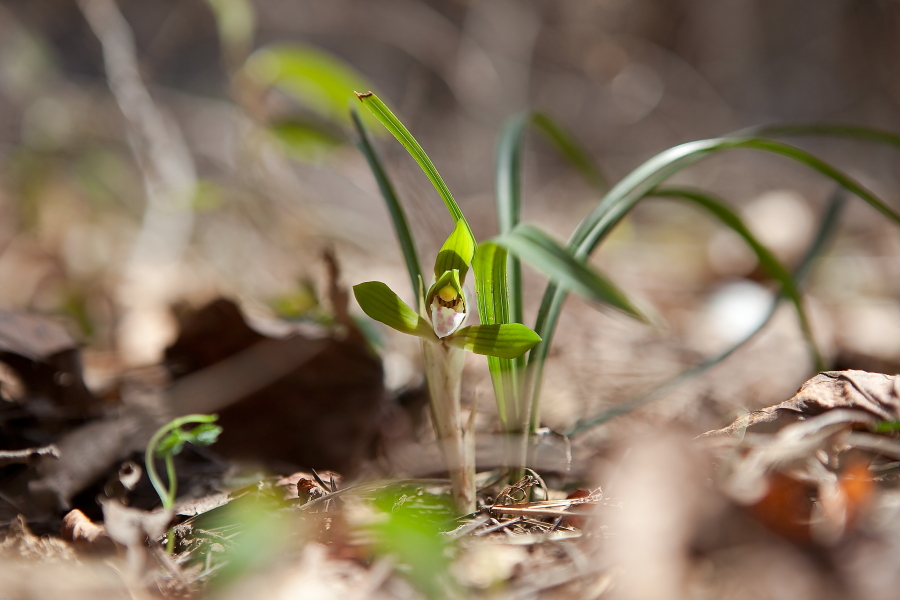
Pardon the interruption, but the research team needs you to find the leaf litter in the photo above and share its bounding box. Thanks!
[7,276,900,599]
[0,230,900,600]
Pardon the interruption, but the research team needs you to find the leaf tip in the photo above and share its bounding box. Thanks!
[355,91,373,100]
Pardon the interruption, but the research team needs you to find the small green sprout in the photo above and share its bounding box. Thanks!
[145,413,222,552]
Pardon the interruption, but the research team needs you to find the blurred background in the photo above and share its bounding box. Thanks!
[0,0,899,440]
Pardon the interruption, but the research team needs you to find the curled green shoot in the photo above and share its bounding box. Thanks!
[145,413,222,552]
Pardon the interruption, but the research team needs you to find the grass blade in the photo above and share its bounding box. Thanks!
[532,113,608,192]
[356,92,475,246]
[529,134,900,429]
[750,124,900,148]
[247,44,378,129]
[473,243,518,426]
[496,115,527,328]
[650,187,823,371]
[491,224,647,321]
[351,109,422,298]
[567,189,847,436]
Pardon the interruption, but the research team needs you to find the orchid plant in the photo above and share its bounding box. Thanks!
[351,93,646,514]
[349,95,900,516]
[354,219,541,514]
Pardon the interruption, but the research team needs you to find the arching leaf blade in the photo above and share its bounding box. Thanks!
[247,44,378,129]
[532,112,608,192]
[567,189,847,436]
[530,134,900,429]
[491,224,647,322]
[651,187,823,370]
[351,109,422,298]
[355,91,475,245]
[446,324,540,359]
[473,242,521,427]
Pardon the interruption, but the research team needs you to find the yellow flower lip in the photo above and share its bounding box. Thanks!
[438,285,458,303]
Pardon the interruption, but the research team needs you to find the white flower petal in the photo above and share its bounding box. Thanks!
[431,304,467,338]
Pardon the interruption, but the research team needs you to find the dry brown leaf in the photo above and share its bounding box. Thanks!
[705,370,900,436]
[61,508,116,554]
[164,297,384,474]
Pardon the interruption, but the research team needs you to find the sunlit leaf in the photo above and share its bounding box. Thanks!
[473,243,520,426]
[446,324,540,359]
[434,219,475,281]
[353,281,436,340]
[651,187,822,370]
[269,121,343,161]
[206,0,255,54]
[351,109,422,298]
[246,44,377,128]
[492,224,647,321]
[532,112,608,191]
[566,190,847,436]
[155,430,187,457]
[529,133,900,429]
[355,91,475,243]
[188,423,223,446]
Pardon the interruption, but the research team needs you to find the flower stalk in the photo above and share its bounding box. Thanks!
[422,340,474,514]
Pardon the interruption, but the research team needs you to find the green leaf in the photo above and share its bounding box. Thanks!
[567,189,847,437]
[532,113,608,192]
[473,243,510,328]
[529,133,900,429]
[751,123,900,148]
[269,121,343,161]
[188,423,224,446]
[651,187,823,370]
[353,281,436,340]
[492,224,647,321]
[434,219,475,282]
[473,243,519,426]
[446,324,541,359]
[206,0,255,54]
[351,109,423,298]
[155,429,187,457]
[246,44,378,129]
[355,92,475,243]
[495,115,527,328]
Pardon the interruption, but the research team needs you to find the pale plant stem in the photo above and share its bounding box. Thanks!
[422,341,475,514]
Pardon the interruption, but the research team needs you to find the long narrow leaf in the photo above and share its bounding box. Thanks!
[491,224,647,321]
[751,124,900,148]
[356,91,475,246]
[496,115,527,328]
[650,187,823,370]
[567,189,847,436]
[528,134,900,428]
[473,243,519,426]
[352,109,422,298]
[532,113,608,191]
[247,44,378,129]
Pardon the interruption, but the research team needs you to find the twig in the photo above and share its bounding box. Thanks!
[77,0,197,363]
[0,444,59,466]
[473,517,523,536]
